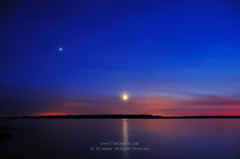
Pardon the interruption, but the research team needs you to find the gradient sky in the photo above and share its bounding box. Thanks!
[1,0,240,115]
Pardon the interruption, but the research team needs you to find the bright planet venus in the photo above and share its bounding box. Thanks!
[122,93,129,101]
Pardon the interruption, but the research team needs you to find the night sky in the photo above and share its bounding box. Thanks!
[1,0,240,116]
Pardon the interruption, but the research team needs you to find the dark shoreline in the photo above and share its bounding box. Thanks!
[1,114,240,119]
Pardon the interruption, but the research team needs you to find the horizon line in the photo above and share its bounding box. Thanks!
[1,114,240,119]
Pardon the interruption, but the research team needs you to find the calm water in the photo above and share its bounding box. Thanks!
[1,119,240,159]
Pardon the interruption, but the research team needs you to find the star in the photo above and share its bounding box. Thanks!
[58,47,63,52]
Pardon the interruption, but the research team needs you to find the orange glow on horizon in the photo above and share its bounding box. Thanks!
[33,97,240,117]
[32,111,240,117]
[38,112,70,116]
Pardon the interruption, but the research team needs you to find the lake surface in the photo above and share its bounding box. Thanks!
[1,119,240,159]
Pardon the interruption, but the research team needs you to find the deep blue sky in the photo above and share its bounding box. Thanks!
[1,0,240,115]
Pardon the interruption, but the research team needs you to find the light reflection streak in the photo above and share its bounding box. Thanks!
[122,119,129,158]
